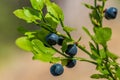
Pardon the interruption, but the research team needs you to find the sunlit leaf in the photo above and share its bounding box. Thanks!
[45,0,64,21]
[31,39,57,62]
[63,26,76,33]
[94,27,112,45]
[16,37,32,51]
[30,0,44,10]
[13,7,42,23]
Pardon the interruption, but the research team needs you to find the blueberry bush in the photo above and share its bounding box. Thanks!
[13,0,120,79]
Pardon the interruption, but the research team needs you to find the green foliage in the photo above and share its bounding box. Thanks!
[14,0,120,79]
[116,66,120,79]
[89,42,99,60]
[25,31,36,39]
[63,26,76,33]
[45,13,59,30]
[94,27,112,46]
[30,0,44,11]
[91,74,108,79]
[107,51,119,60]
[36,28,50,43]
[83,3,94,9]
[13,7,42,23]
[15,37,32,51]
[45,0,64,21]
[31,39,57,62]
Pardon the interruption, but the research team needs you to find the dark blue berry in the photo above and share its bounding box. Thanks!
[105,7,118,20]
[50,63,64,76]
[57,37,64,45]
[66,59,77,68]
[65,44,77,57]
[46,33,59,45]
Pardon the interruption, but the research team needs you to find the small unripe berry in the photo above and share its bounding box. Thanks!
[50,63,64,76]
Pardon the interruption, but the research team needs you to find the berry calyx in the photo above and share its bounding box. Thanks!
[105,7,118,20]
[65,44,77,57]
[46,33,59,45]
[50,63,64,76]
[66,59,77,68]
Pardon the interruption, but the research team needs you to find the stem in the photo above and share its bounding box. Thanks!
[40,11,46,23]
[74,57,97,65]
[77,44,91,57]
[44,43,69,58]
[51,46,70,58]
[59,18,72,39]
[36,23,53,33]
[94,0,97,7]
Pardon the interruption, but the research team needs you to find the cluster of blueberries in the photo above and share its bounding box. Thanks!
[46,33,77,76]
[45,7,118,76]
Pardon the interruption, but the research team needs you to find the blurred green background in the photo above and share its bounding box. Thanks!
[0,0,29,67]
[0,0,120,80]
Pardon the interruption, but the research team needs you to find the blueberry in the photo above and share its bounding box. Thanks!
[57,37,64,45]
[46,33,59,45]
[66,59,77,68]
[65,44,77,57]
[50,63,64,76]
[105,7,118,20]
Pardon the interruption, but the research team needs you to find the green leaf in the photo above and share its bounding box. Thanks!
[89,42,100,60]
[36,28,50,43]
[61,39,68,52]
[13,7,42,23]
[45,13,59,30]
[116,66,120,79]
[61,38,73,53]
[31,39,56,62]
[82,26,92,38]
[25,31,36,39]
[94,27,112,45]
[89,10,100,26]
[96,65,109,75]
[63,26,76,33]
[91,17,100,26]
[50,57,61,63]
[91,74,107,79]
[83,3,94,9]
[107,51,119,60]
[30,0,44,11]
[45,0,64,21]
[15,37,32,51]
[99,49,106,59]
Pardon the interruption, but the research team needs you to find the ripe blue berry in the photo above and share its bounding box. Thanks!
[57,37,64,45]
[46,33,59,45]
[105,7,118,20]
[50,63,64,76]
[66,59,77,68]
[65,44,77,57]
